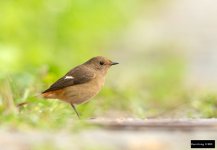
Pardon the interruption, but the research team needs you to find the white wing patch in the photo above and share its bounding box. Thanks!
[64,75,74,80]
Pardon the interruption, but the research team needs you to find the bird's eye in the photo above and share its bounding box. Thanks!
[99,61,104,65]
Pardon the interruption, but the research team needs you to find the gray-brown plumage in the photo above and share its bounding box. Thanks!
[42,56,118,118]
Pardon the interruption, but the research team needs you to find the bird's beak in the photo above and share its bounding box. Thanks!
[111,62,119,65]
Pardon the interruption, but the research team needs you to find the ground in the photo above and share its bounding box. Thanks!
[1,119,217,150]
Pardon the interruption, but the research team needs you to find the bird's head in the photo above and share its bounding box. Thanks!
[84,56,119,75]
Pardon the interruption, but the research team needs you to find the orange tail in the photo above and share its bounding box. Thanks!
[41,92,56,99]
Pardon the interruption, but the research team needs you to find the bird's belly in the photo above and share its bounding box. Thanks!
[63,78,104,104]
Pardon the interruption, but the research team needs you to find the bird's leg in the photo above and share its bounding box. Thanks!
[71,103,80,119]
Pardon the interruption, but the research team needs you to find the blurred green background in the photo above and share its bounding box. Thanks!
[0,0,217,130]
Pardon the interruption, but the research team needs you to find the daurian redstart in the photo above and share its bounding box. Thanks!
[42,56,118,118]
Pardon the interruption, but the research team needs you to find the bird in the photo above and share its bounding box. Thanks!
[41,56,119,118]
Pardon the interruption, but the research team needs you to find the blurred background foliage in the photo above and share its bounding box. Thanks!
[0,0,217,130]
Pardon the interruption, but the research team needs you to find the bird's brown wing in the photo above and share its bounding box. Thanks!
[42,66,96,93]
